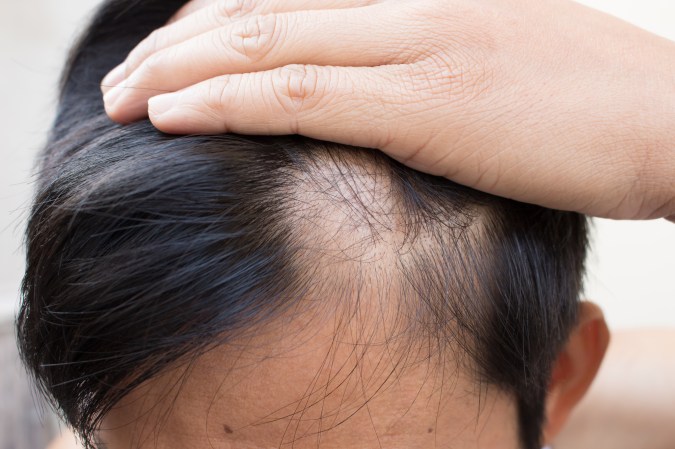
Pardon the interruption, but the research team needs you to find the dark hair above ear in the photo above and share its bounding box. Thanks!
[17,2,589,449]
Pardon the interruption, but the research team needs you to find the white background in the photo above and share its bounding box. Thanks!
[0,0,673,328]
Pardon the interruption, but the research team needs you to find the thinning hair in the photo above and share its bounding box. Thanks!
[17,2,588,449]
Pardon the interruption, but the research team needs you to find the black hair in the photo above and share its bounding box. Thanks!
[16,1,588,449]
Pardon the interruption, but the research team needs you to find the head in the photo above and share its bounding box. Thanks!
[17,1,609,449]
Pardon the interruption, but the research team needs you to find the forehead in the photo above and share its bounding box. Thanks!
[98,301,518,449]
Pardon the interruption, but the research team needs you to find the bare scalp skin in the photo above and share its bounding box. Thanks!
[97,304,519,449]
[101,0,675,221]
[46,329,675,449]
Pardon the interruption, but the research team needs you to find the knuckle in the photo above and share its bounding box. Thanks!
[271,64,325,115]
[213,0,257,23]
[227,13,281,62]
[201,77,231,116]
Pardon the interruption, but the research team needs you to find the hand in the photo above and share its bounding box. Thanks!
[101,0,675,220]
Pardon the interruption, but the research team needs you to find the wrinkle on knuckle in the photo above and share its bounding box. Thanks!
[271,64,325,117]
[227,13,280,63]
[202,78,230,117]
[213,0,257,23]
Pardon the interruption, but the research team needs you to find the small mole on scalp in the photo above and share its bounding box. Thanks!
[428,428,434,433]
[223,424,234,434]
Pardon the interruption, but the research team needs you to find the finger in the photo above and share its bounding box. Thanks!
[170,0,218,22]
[171,0,375,22]
[103,0,377,92]
[146,64,419,152]
[105,6,412,123]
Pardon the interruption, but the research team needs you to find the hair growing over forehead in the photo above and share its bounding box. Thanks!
[17,1,589,449]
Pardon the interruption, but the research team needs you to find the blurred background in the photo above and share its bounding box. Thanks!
[1,1,673,448]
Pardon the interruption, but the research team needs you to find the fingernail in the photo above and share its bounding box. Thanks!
[101,63,126,94]
[103,85,124,109]
[149,93,179,117]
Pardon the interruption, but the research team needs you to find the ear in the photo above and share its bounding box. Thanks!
[543,301,610,444]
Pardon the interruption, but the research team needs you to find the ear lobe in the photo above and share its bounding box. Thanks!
[543,301,610,444]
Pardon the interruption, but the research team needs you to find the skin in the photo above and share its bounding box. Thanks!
[47,301,608,449]
[555,330,675,449]
[49,324,675,449]
[78,0,671,444]
[48,328,675,449]
[101,0,675,221]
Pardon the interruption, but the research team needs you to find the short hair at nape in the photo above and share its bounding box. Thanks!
[16,2,588,449]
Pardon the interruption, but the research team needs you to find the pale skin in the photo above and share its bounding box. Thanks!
[101,0,675,221]
[73,0,672,446]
